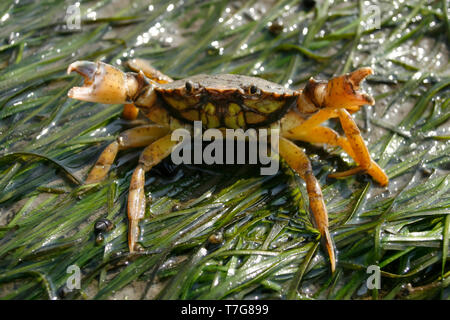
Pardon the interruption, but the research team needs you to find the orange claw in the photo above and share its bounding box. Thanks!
[301,67,375,112]
[323,67,375,109]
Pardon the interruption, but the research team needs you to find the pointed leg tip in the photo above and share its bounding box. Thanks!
[322,229,336,273]
[330,261,336,273]
[378,179,389,188]
[327,250,336,273]
[128,239,136,253]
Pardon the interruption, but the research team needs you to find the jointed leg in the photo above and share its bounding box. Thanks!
[289,67,388,183]
[85,125,169,184]
[279,137,335,272]
[282,108,339,134]
[126,58,173,84]
[121,60,173,120]
[282,107,388,186]
[67,61,180,252]
[282,125,388,186]
[122,59,174,120]
[336,109,388,186]
[127,134,178,252]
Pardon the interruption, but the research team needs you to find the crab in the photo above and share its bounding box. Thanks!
[67,59,389,272]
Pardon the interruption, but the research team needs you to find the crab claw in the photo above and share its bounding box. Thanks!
[67,61,142,104]
[303,67,375,111]
[325,67,374,109]
[348,67,373,90]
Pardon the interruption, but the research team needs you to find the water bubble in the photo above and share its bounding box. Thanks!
[87,11,97,20]
[1,13,10,22]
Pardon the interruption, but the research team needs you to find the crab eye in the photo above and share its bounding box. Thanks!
[249,85,257,94]
[185,81,193,93]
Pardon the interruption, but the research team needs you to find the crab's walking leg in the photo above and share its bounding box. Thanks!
[279,137,335,272]
[85,125,169,184]
[128,134,178,252]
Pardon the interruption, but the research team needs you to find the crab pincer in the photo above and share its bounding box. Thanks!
[301,67,375,112]
[67,60,145,104]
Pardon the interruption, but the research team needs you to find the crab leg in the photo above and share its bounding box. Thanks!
[279,137,336,272]
[128,134,178,252]
[126,58,173,84]
[282,123,388,186]
[85,125,169,184]
[284,108,338,133]
[288,66,388,186]
[334,109,388,186]
[122,59,174,120]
